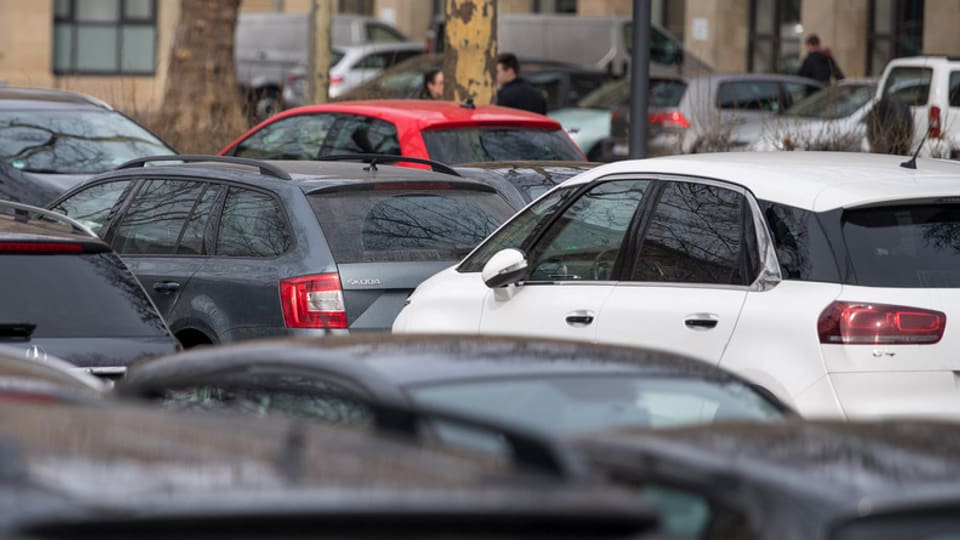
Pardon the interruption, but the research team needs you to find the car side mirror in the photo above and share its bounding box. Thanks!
[481,248,528,289]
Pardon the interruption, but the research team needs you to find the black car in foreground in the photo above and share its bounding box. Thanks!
[577,418,960,539]
[115,334,791,439]
[0,201,177,372]
[49,155,517,347]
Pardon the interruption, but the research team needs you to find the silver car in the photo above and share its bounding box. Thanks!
[283,42,424,106]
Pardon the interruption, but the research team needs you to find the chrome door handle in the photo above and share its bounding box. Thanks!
[565,310,595,327]
[153,281,181,293]
[684,313,719,331]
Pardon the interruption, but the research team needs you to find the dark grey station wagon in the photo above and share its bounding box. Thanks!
[49,156,517,347]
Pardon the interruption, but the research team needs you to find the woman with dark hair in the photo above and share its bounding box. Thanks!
[418,69,444,99]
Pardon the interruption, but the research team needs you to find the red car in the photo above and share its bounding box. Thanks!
[219,100,586,164]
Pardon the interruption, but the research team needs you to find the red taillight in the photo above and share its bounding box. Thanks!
[648,111,690,129]
[286,72,302,84]
[0,242,84,253]
[330,75,344,86]
[818,301,946,345]
[929,106,941,139]
[279,273,347,329]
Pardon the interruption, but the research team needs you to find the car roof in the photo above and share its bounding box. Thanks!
[334,40,425,54]
[118,334,775,397]
[270,100,562,129]
[565,151,960,212]
[578,418,960,513]
[0,87,111,111]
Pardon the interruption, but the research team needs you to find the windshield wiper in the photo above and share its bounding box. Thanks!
[0,322,36,340]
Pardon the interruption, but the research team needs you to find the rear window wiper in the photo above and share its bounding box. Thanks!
[0,322,36,339]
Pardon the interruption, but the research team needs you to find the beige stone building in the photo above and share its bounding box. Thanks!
[1,0,957,112]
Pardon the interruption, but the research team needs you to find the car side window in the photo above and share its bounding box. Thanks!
[632,182,751,285]
[716,81,785,112]
[526,180,650,282]
[177,184,221,255]
[783,82,821,106]
[215,187,291,258]
[52,180,132,236]
[232,114,336,160]
[356,52,390,69]
[111,179,206,255]
[950,71,960,107]
[321,115,400,156]
[883,66,932,106]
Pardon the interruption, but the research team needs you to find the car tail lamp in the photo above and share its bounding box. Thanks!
[279,273,347,329]
[286,72,302,84]
[0,242,85,254]
[330,75,344,86]
[929,106,942,139]
[818,301,946,345]
[648,111,690,129]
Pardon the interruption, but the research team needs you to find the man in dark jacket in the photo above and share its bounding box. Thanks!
[495,53,547,114]
[798,34,844,85]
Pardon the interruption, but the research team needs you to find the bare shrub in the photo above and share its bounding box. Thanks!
[126,104,248,155]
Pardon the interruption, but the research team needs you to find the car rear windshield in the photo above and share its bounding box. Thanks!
[421,127,583,164]
[0,252,169,337]
[842,204,960,288]
[309,187,516,263]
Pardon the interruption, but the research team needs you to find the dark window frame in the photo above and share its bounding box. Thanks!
[866,0,925,76]
[53,0,158,76]
[747,0,802,74]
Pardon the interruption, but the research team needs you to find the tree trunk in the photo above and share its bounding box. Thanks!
[159,0,246,153]
[307,0,332,105]
[442,0,497,105]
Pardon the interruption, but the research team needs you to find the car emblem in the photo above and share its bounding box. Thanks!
[24,345,46,361]
[347,278,382,286]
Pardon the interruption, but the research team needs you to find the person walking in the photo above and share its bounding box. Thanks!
[797,34,844,85]
[417,69,444,99]
[495,52,547,114]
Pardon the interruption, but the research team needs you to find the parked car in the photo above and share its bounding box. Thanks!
[0,201,177,372]
[282,41,425,107]
[333,53,612,111]
[604,73,824,158]
[453,160,598,208]
[0,87,175,206]
[745,79,877,152]
[395,151,960,419]
[219,100,585,164]
[235,12,409,119]
[48,156,517,347]
[115,334,792,439]
[0,345,106,402]
[870,55,960,159]
[578,418,960,539]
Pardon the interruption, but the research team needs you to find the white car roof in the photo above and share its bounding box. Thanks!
[565,152,960,212]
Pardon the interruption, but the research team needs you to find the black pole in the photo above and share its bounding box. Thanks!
[629,0,651,159]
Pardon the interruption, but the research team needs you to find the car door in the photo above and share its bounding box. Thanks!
[479,178,652,341]
[106,179,218,319]
[597,180,752,363]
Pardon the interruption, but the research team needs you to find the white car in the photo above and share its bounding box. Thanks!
[394,151,960,420]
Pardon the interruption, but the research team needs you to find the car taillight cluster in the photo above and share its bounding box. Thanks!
[279,273,347,329]
[330,75,344,86]
[0,241,85,254]
[648,111,690,129]
[929,106,942,138]
[817,301,946,345]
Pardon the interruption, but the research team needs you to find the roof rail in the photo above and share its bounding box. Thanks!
[115,155,293,181]
[315,154,461,177]
[0,200,97,238]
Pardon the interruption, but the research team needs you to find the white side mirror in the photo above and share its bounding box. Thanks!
[481,248,528,289]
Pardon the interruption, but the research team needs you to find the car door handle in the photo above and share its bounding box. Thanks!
[565,310,595,327]
[684,314,719,331]
[153,281,181,293]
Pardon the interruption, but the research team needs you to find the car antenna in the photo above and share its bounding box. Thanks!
[460,97,475,109]
[363,157,378,172]
[900,128,931,169]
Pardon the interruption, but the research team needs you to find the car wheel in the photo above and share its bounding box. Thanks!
[249,88,281,124]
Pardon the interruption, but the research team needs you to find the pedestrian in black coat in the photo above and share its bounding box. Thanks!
[798,34,844,85]
[495,52,547,115]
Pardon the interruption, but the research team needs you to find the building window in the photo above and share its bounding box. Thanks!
[338,0,374,15]
[53,0,156,75]
[533,0,577,13]
[748,0,802,74]
[867,0,924,76]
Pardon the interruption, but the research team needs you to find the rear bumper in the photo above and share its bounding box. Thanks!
[830,371,960,420]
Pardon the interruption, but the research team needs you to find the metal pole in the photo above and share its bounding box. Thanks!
[629,0,651,159]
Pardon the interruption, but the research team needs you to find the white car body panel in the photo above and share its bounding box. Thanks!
[391,266,483,334]
[480,283,616,342]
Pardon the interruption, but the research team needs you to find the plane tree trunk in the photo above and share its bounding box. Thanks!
[442,0,497,104]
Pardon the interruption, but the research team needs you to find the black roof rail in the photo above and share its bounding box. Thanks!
[115,155,293,180]
[0,200,97,238]
[315,154,461,177]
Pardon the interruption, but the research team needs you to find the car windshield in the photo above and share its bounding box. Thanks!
[576,78,686,109]
[0,109,173,174]
[409,375,785,437]
[833,512,960,540]
[789,83,876,119]
[422,127,583,164]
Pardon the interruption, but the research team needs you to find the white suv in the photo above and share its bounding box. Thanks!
[394,152,960,420]
[871,56,960,158]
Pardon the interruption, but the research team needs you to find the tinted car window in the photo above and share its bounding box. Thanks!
[321,115,400,156]
[761,201,840,283]
[633,182,750,285]
[841,204,960,288]
[233,114,336,160]
[0,252,169,337]
[52,180,132,235]
[422,127,583,164]
[112,180,205,255]
[650,78,688,107]
[716,81,785,112]
[783,81,822,105]
[882,66,932,106]
[216,188,291,258]
[0,110,173,174]
[310,187,515,263]
[950,71,960,107]
[177,184,220,255]
[527,180,649,282]
[459,186,576,273]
